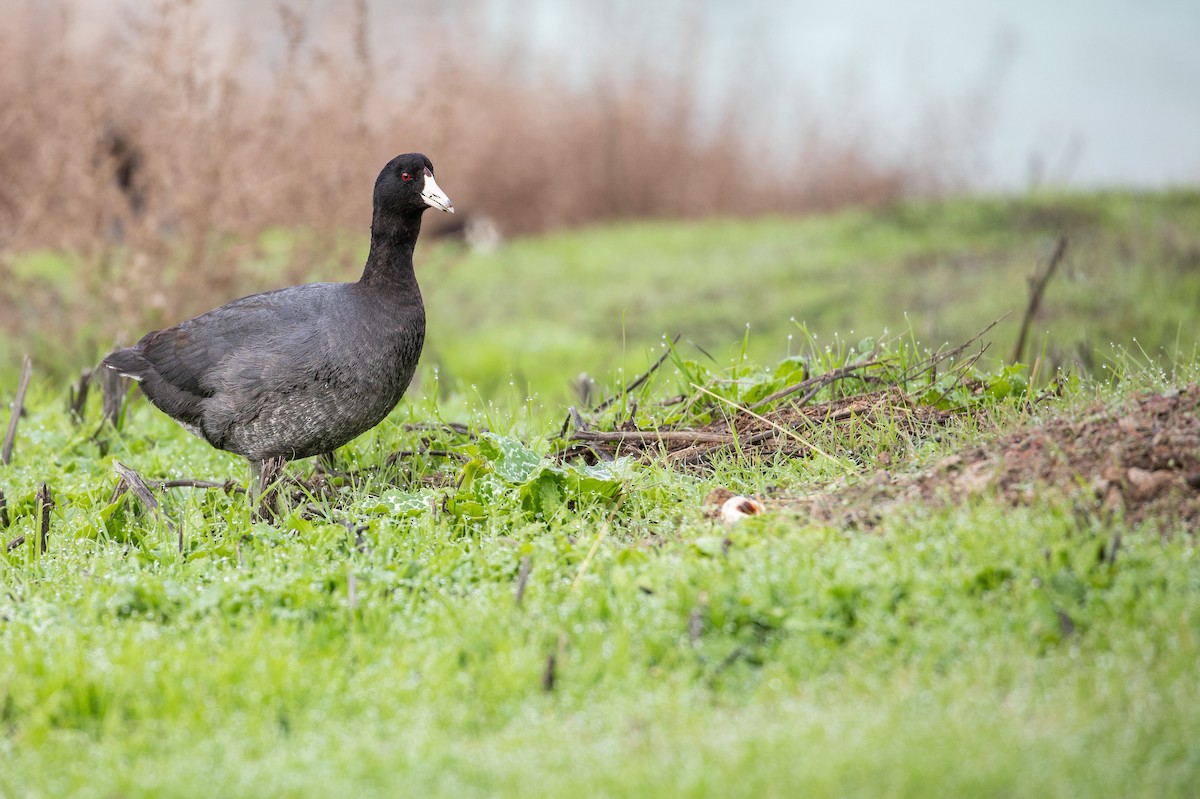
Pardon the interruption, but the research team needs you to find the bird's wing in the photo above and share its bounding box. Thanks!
[136,283,339,397]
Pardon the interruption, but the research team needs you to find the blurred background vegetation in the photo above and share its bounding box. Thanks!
[1,0,1197,395]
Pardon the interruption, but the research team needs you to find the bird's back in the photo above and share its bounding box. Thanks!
[104,281,425,461]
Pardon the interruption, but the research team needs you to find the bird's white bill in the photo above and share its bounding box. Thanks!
[421,173,454,213]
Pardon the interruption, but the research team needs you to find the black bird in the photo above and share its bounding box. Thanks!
[103,153,454,494]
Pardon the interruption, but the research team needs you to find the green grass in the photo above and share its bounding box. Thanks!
[1,191,1199,797]
[4,190,1200,396]
[418,190,1200,398]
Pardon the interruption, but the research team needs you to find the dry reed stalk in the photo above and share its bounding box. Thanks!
[0,0,969,380]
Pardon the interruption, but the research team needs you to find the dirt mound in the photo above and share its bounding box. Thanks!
[802,384,1200,529]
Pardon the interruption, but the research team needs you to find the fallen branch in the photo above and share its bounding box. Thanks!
[402,421,475,438]
[551,441,615,464]
[156,478,246,494]
[745,317,992,419]
[2,354,33,466]
[567,379,969,470]
[571,429,736,445]
[690,383,844,467]
[556,404,593,442]
[113,460,181,550]
[385,448,468,466]
[749,354,893,411]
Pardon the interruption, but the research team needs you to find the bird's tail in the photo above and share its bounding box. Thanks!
[102,347,149,382]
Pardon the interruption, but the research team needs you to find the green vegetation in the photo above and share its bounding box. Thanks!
[2,191,1199,797]
[4,190,1200,396]
[420,189,1200,398]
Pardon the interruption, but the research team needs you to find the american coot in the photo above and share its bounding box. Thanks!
[103,152,453,492]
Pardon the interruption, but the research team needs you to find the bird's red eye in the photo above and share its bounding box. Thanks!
[401,171,412,182]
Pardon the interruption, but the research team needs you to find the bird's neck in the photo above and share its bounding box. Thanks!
[360,212,423,288]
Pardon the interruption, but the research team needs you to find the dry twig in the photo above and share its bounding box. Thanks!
[36,483,52,553]
[572,429,738,446]
[403,422,474,438]
[113,460,181,550]
[593,334,682,413]
[1012,236,1068,364]
[514,555,532,606]
[7,482,54,553]
[68,366,93,423]
[2,354,33,466]
[385,448,467,466]
[156,478,246,494]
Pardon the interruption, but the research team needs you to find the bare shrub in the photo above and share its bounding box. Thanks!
[0,0,974,375]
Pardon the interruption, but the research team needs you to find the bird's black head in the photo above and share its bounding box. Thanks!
[373,153,454,218]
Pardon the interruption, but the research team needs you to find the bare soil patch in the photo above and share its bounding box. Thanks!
[798,383,1200,529]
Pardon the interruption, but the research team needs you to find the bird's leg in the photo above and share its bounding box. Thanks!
[250,457,286,523]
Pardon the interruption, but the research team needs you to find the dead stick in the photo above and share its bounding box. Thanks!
[68,367,93,423]
[543,631,568,692]
[156,478,247,494]
[1012,236,1068,364]
[385,448,467,465]
[898,318,1004,385]
[100,363,125,430]
[515,555,532,606]
[690,383,842,466]
[556,405,592,442]
[0,487,7,528]
[749,355,894,411]
[594,333,682,413]
[2,354,33,466]
[36,482,53,553]
[669,426,814,467]
[402,421,474,437]
[707,646,747,683]
[113,460,180,544]
[571,429,736,445]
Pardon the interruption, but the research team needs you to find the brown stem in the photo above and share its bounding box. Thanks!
[2,354,33,466]
[1012,236,1068,364]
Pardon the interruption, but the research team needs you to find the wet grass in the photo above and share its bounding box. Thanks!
[1,191,1199,796]
[4,189,1200,398]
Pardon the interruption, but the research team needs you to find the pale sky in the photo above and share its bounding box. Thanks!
[65,0,1200,189]
[503,0,1200,187]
